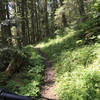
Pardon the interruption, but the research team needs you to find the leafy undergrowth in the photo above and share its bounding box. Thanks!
[37,28,100,100]
[0,45,44,99]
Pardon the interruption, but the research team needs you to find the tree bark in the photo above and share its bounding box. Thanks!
[44,0,49,35]
[77,0,86,21]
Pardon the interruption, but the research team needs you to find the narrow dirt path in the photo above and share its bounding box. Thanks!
[35,47,57,100]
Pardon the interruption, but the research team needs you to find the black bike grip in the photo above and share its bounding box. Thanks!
[0,89,34,100]
[4,93,33,100]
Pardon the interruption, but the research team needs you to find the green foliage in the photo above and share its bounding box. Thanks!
[55,0,79,26]
[0,47,27,72]
[23,45,43,66]
[83,69,100,100]
[56,68,100,100]
[1,0,100,99]
[0,72,6,87]
[18,81,40,97]
[6,80,21,92]
[77,16,100,44]
[56,45,96,74]
[1,45,44,98]
[37,27,100,100]
[0,48,14,71]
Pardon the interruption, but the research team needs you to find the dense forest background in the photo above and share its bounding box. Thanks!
[0,0,100,100]
[0,0,100,47]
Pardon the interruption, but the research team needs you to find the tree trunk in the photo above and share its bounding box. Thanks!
[0,0,12,46]
[44,0,49,36]
[77,0,86,21]
[21,0,26,46]
[59,0,63,6]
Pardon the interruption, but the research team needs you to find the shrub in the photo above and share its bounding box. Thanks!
[56,68,100,100]
[0,45,44,98]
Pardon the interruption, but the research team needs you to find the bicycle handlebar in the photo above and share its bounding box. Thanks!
[0,88,34,100]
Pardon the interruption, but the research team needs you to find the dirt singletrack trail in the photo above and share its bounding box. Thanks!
[35,47,58,100]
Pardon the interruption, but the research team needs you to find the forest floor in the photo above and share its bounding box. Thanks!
[35,47,58,100]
